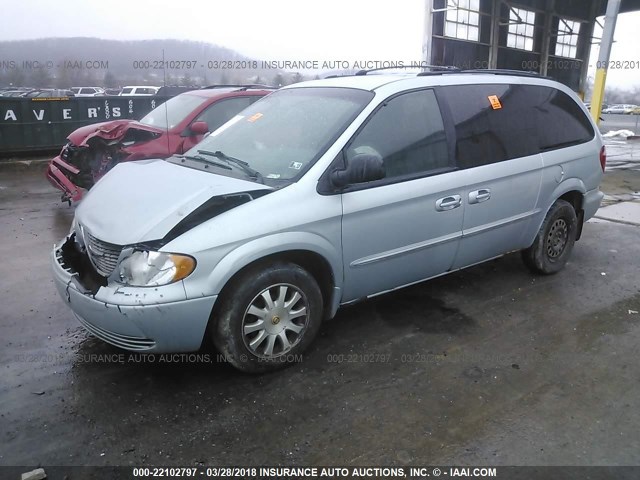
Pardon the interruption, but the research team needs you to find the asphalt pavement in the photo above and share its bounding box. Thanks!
[1,149,640,469]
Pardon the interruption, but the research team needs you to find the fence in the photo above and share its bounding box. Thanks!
[0,96,170,154]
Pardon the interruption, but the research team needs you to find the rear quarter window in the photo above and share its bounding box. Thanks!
[534,87,594,150]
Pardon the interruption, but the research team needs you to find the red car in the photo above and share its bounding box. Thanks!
[46,85,274,202]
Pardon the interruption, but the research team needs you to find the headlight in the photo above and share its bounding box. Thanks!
[118,251,196,287]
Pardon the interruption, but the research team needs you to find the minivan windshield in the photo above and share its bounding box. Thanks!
[140,93,208,129]
[181,87,374,185]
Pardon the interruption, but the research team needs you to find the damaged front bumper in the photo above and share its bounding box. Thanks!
[46,155,85,203]
[51,235,217,352]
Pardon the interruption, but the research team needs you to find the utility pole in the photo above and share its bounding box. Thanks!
[590,0,621,124]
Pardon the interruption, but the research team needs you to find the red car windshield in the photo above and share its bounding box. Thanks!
[140,94,208,130]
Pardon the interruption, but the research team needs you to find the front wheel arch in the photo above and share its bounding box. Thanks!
[214,249,335,318]
[210,260,324,372]
[204,249,337,350]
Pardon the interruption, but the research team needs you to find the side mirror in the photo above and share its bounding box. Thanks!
[330,153,385,188]
[190,121,209,135]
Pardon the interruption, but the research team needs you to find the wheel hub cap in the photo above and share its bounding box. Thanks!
[241,283,309,359]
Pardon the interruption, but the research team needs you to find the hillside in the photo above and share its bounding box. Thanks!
[0,37,292,88]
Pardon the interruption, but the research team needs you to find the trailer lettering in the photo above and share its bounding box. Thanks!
[63,109,71,120]
[4,110,17,121]
[33,110,44,121]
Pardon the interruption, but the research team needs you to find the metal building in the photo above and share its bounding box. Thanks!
[422,0,640,100]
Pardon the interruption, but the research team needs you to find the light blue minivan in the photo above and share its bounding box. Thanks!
[52,71,604,372]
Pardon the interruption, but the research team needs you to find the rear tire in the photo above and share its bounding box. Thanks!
[522,199,578,275]
[212,262,323,373]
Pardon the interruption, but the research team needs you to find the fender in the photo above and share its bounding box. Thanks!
[549,177,587,200]
[526,177,587,246]
[200,231,343,302]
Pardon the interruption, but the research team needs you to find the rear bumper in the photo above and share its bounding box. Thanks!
[46,156,84,202]
[583,188,604,222]
[51,237,217,352]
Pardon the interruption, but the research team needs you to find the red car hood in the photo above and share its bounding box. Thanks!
[67,120,165,146]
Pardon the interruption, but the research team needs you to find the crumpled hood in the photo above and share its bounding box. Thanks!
[67,120,164,146]
[76,159,271,245]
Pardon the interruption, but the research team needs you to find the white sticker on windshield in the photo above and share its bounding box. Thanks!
[266,173,281,179]
[289,161,303,170]
[211,115,244,137]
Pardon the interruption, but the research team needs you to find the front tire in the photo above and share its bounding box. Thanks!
[522,199,578,275]
[212,262,323,373]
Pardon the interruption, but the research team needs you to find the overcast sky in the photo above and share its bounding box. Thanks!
[1,0,639,88]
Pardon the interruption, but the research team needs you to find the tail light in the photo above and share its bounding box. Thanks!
[599,145,606,172]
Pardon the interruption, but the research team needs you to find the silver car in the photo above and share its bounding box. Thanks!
[51,71,605,372]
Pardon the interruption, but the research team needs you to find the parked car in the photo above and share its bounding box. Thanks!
[602,104,635,114]
[0,90,30,97]
[71,87,105,97]
[155,85,199,96]
[46,85,275,202]
[119,86,160,96]
[21,89,75,98]
[104,88,122,96]
[51,71,604,372]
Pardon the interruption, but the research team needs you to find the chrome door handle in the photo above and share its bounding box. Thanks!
[469,188,491,204]
[435,195,462,211]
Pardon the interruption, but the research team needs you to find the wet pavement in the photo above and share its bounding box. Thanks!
[597,115,640,207]
[1,162,640,468]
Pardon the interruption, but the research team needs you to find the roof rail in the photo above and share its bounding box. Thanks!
[355,64,460,76]
[465,68,544,77]
[417,68,546,78]
[201,84,277,90]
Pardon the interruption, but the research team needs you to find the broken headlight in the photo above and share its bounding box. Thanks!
[117,251,196,287]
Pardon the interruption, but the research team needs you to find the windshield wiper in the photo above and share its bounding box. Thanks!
[174,154,231,170]
[198,150,263,183]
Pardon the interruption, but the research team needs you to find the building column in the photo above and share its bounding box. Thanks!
[488,0,501,68]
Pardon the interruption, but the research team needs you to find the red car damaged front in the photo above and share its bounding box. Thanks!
[45,86,274,203]
[46,120,172,202]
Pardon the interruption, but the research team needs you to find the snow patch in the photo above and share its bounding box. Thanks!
[603,129,635,138]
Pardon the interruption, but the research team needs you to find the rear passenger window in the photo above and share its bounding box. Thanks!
[346,89,450,180]
[439,84,595,169]
[438,84,538,168]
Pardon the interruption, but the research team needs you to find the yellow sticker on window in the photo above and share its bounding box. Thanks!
[248,112,264,122]
[488,95,502,110]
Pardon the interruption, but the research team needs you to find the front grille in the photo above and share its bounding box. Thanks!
[83,230,123,277]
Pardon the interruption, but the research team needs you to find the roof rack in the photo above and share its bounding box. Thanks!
[201,84,277,90]
[417,68,546,78]
[355,65,460,76]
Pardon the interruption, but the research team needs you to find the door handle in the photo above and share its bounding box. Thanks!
[435,195,462,211]
[469,188,491,204]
